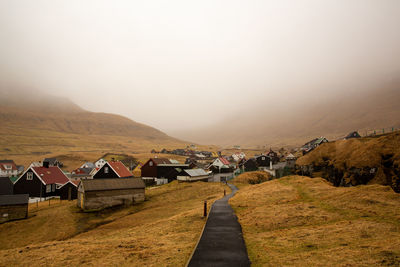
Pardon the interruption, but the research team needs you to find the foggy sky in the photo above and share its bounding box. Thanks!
[1,0,400,134]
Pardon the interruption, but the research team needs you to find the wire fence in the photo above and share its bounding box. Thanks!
[363,127,399,137]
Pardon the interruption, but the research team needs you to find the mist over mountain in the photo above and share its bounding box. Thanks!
[0,87,174,141]
[173,80,400,148]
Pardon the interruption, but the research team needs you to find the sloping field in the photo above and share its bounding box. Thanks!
[230,175,400,266]
[0,181,228,266]
[296,131,400,191]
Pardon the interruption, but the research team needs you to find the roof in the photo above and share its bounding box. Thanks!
[286,153,296,159]
[43,158,57,164]
[158,164,189,167]
[81,162,95,169]
[73,168,93,175]
[0,177,13,195]
[80,178,145,192]
[0,194,29,205]
[31,166,70,185]
[219,157,230,165]
[183,169,209,177]
[108,161,133,178]
[151,158,172,165]
[0,160,17,171]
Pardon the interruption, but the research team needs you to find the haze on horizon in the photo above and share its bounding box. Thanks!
[1,0,400,137]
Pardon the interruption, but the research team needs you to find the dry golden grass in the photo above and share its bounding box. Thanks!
[297,131,400,186]
[297,131,400,168]
[230,175,400,266]
[0,181,229,266]
[234,171,272,185]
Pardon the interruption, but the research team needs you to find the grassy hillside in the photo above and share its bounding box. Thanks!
[0,89,194,168]
[230,175,400,266]
[296,131,400,192]
[0,181,229,266]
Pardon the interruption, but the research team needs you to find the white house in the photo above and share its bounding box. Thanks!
[0,160,21,178]
[95,158,107,169]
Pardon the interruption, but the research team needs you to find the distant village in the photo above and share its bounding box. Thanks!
[0,131,363,223]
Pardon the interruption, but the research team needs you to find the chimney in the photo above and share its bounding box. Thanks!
[43,161,49,168]
[111,157,115,162]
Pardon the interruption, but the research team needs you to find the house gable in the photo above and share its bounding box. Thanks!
[93,162,119,179]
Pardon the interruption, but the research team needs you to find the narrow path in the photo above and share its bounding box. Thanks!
[187,183,251,267]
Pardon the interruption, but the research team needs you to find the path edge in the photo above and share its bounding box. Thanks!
[185,184,231,267]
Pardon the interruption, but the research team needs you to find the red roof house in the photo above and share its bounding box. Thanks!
[93,161,133,179]
[14,165,69,198]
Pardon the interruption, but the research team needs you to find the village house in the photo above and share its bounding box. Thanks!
[0,194,29,223]
[301,137,329,154]
[92,161,133,179]
[285,153,297,169]
[95,158,107,168]
[231,152,246,162]
[70,167,94,180]
[80,162,96,169]
[177,169,211,182]
[345,131,361,139]
[141,158,189,182]
[43,158,63,168]
[240,158,258,172]
[14,164,70,199]
[132,162,143,177]
[255,155,271,169]
[57,180,79,200]
[0,177,14,195]
[208,157,233,173]
[266,149,280,164]
[77,178,145,211]
[0,160,23,178]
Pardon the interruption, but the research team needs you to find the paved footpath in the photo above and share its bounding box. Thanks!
[187,183,251,267]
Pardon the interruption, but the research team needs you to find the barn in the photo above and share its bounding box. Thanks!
[0,194,29,223]
[77,178,145,211]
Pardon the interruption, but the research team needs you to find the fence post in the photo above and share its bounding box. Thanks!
[36,200,38,208]
[383,128,385,134]
[224,189,226,196]
[203,200,207,217]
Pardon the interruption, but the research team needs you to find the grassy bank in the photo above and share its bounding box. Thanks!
[230,175,400,266]
[0,181,229,266]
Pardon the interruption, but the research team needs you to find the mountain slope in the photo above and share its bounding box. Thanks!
[0,88,171,140]
[174,81,400,148]
[0,88,186,166]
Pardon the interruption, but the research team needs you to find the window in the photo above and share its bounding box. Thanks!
[149,161,153,166]
[262,157,265,160]
[52,184,56,192]
[27,172,33,180]
[104,166,109,174]
[46,184,51,193]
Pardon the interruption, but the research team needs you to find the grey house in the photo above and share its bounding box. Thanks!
[0,194,29,223]
[77,178,145,211]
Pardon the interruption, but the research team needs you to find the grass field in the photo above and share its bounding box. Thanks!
[0,181,229,266]
[230,175,400,266]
